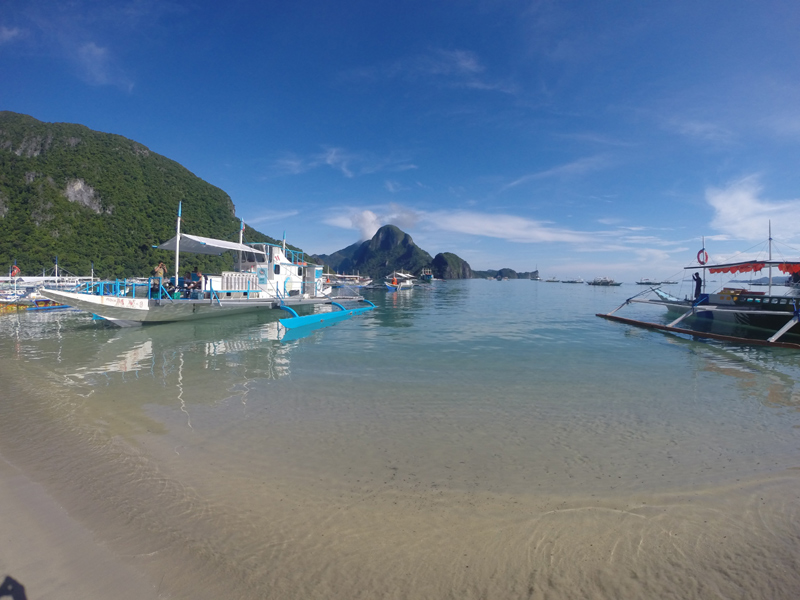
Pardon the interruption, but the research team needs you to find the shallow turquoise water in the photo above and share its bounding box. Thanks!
[2,280,800,598]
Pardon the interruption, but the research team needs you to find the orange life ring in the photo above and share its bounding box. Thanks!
[10,265,20,276]
[697,250,708,265]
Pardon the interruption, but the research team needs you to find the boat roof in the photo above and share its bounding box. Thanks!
[157,234,266,256]
[686,260,800,275]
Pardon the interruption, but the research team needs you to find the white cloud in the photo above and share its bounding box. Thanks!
[0,26,22,44]
[352,210,382,239]
[431,210,591,243]
[325,205,420,240]
[706,175,800,240]
[75,41,133,90]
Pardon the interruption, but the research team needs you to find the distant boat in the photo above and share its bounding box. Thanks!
[419,268,434,282]
[636,278,661,286]
[323,273,373,289]
[530,269,541,281]
[545,277,559,282]
[561,277,584,284]
[587,277,622,286]
[385,271,414,291]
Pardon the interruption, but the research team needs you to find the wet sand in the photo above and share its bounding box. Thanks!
[2,367,800,599]
[0,452,156,600]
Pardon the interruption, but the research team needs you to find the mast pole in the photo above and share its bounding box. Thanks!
[768,221,773,295]
[174,202,182,285]
[702,236,705,294]
[238,218,244,270]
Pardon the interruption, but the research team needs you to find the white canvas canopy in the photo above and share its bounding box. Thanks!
[157,234,266,256]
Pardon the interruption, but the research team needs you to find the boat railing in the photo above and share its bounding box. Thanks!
[71,273,325,303]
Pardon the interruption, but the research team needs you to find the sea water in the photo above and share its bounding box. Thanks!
[1,280,800,599]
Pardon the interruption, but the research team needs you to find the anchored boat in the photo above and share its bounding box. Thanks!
[41,203,373,327]
[385,271,415,291]
[587,277,622,286]
[597,235,800,348]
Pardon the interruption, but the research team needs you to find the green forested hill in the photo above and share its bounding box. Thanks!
[314,225,436,279]
[0,111,280,278]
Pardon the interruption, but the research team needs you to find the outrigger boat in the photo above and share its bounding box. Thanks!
[41,203,374,327]
[597,235,800,349]
[385,271,414,291]
[321,273,373,289]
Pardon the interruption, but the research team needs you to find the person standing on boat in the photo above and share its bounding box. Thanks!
[154,261,167,279]
[693,272,702,298]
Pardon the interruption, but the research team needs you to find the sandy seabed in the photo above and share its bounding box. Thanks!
[2,356,800,599]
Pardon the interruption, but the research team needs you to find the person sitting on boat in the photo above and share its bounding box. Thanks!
[693,272,702,298]
[192,267,204,290]
[184,271,201,290]
[392,276,398,286]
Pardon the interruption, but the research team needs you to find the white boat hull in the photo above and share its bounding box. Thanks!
[41,288,329,327]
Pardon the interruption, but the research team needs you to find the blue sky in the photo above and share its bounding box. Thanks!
[2,0,800,280]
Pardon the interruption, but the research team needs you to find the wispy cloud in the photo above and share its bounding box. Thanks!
[73,41,133,90]
[502,155,610,190]
[344,48,516,95]
[274,147,417,178]
[665,117,735,145]
[431,210,592,243]
[247,210,300,225]
[0,26,22,44]
[707,175,800,240]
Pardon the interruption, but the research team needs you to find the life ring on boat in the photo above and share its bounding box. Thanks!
[697,250,708,265]
[10,265,20,276]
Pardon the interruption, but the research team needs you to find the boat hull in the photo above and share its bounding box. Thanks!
[657,295,800,335]
[41,288,329,326]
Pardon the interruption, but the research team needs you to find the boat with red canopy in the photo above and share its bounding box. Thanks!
[596,233,800,348]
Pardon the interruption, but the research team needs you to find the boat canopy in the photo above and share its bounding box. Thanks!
[157,234,266,256]
[685,260,800,275]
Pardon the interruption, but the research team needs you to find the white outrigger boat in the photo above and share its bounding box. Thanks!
[41,203,374,327]
[385,271,415,291]
[322,273,373,289]
[598,233,800,349]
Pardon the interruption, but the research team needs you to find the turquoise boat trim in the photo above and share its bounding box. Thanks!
[279,305,300,318]
[279,299,375,330]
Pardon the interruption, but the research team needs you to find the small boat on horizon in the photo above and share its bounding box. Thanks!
[587,277,622,286]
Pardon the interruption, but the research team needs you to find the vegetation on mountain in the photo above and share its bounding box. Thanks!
[0,111,285,278]
[432,252,472,279]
